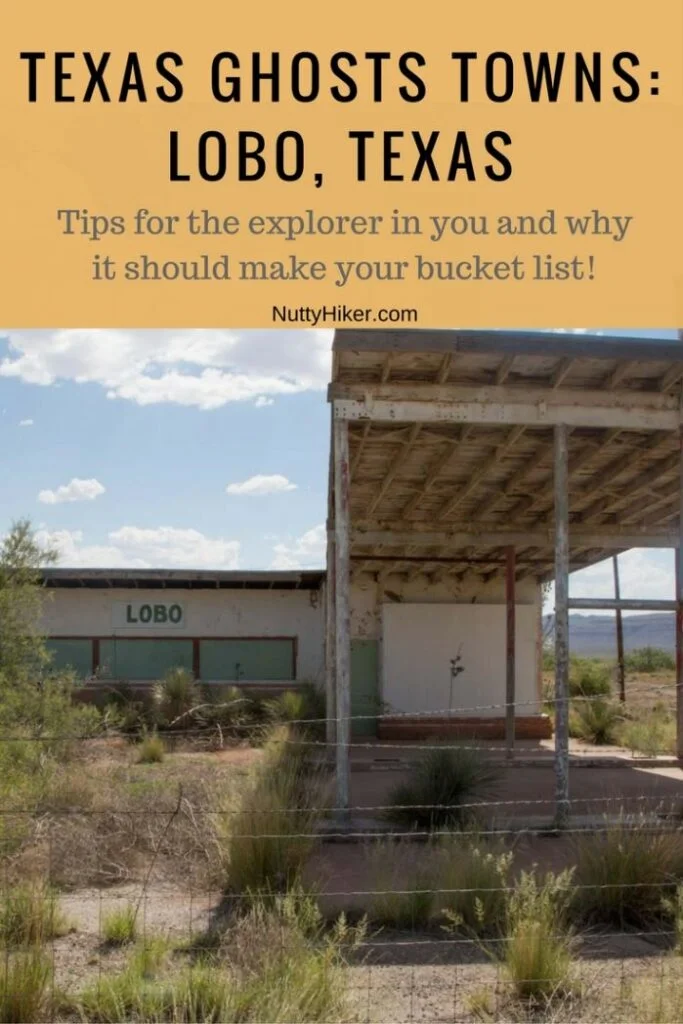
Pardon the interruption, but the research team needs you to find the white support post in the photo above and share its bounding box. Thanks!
[334,417,351,816]
[554,424,570,828]
[324,527,337,746]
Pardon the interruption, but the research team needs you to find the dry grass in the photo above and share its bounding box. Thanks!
[74,893,360,1023]
[502,870,575,1003]
[102,903,138,946]
[0,951,52,1023]
[0,881,67,947]
[572,820,683,927]
[137,732,166,764]
[219,724,329,893]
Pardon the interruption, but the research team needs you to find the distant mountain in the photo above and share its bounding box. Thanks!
[543,613,675,657]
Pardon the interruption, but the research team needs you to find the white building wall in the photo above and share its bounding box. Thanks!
[350,574,542,718]
[41,588,325,684]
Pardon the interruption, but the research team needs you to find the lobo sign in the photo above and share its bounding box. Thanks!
[113,601,185,629]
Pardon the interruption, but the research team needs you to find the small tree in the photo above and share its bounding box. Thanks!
[0,519,97,743]
[0,520,58,686]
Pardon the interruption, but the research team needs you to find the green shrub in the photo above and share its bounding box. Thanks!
[0,882,66,947]
[102,903,138,946]
[573,822,683,927]
[221,724,328,892]
[569,657,612,698]
[625,647,675,673]
[436,837,512,934]
[569,698,622,745]
[0,951,52,1023]
[502,870,575,1002]
[385,746,501,831]
[101,683,155,735]
[264,682,327,739]
[619,707,676,757]
[137,730,166,764]
[153,667,200,728]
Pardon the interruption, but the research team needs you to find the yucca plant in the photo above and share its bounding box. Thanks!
[263,682,327,739]
[153,667,200,728]
[386,745,501,830]
[569,698,622,745]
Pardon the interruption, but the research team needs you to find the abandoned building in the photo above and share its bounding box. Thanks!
[41,329,683,816]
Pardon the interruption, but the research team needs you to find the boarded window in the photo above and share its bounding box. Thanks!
[99,639,193,681]
[46,638,93,679]
[199,639,295,682]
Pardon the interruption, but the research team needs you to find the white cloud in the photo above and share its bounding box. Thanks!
[0,329,332,410]
[38,477,106,505]
[271,524,326,570]
[226,474,297,497]
[36,526,241,569]
[254,396,274,408]
[19,418,33,427]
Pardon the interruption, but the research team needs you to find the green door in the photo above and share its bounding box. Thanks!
[351,639,380,737]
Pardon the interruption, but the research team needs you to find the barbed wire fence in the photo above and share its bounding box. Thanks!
[2,695,683,1022]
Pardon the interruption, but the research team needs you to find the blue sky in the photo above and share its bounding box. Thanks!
[0,328,679,605]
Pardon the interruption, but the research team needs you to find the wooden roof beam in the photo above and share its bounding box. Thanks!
[437,426,526,521]
[400,426,473,518]
[366,424,422,515]
[606,360,637,389]
[496,355,515,385]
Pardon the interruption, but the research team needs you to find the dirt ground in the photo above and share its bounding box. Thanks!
[15,727,683,1023]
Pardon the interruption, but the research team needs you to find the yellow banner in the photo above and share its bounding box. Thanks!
[0,0,681,327]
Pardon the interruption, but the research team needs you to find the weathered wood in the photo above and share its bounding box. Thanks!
[330,382,680,413]
[332,328,683,366]
[333,396,679,432]
[677,426,683,761]
[437,427,525,520]
[333,417,351,814]
[367,424,421,514]
[505,546,516,761]
[400,427,472,518]
[325,527,337,744]
[554,424,570,828]
[351,526,678,549]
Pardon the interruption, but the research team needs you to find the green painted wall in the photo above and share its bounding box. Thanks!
[351,639,380,736]
[199,639,294,682]
[99,639,193,680]
[46,639,92,679]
